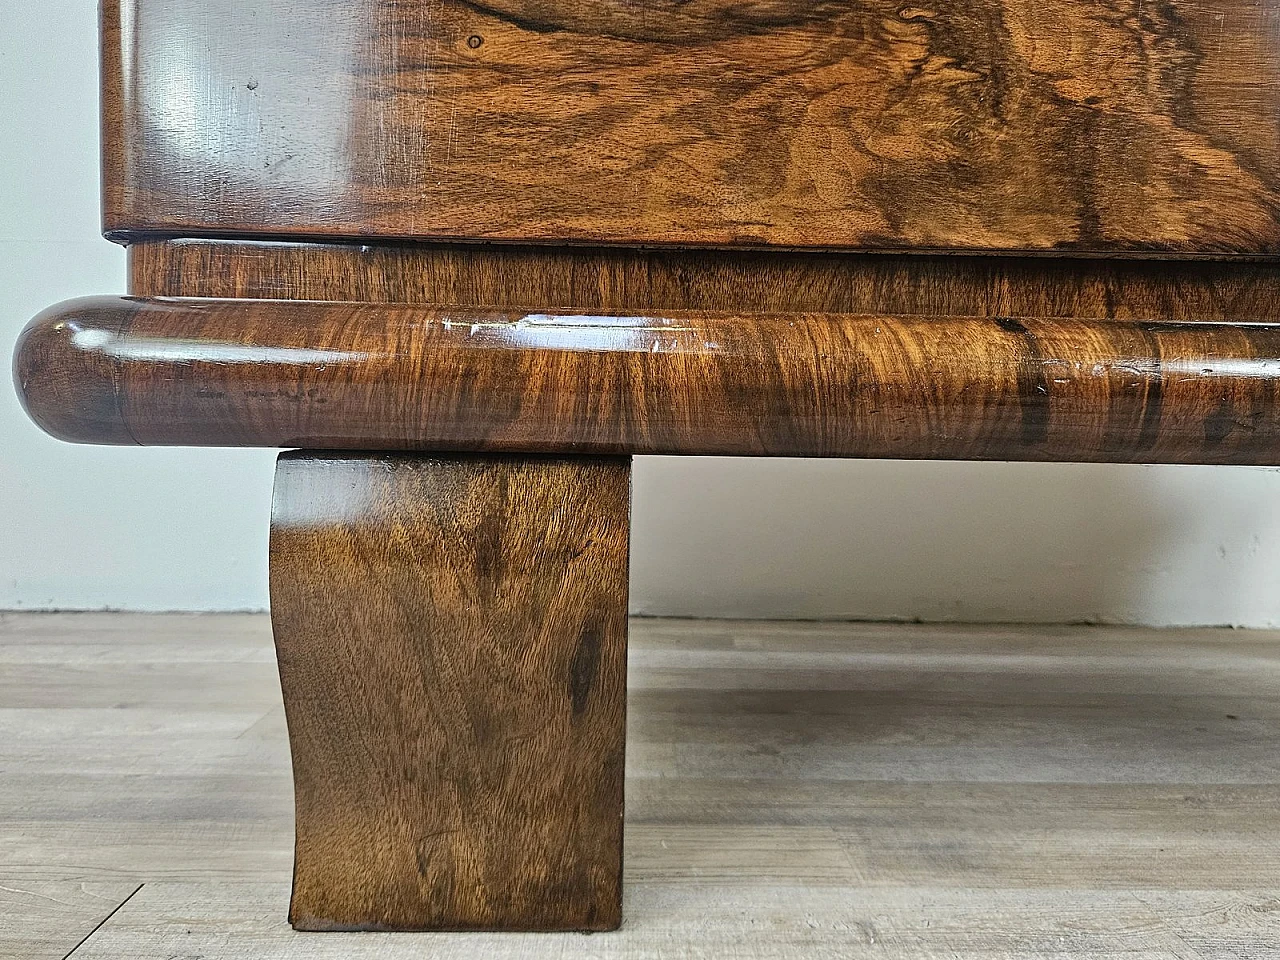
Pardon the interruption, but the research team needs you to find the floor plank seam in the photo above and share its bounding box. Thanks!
[5,615,1278,955]
[61,883,143,959]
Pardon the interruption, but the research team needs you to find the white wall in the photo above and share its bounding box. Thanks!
[4,1,1280,624]
[1,2,274,612]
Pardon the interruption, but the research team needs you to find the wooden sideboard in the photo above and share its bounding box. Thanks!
[15,0,1280,933]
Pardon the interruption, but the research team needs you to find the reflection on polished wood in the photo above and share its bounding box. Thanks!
[271,452,631,931]
[129,238,1280,321]
[13,0,1280,945]
[103,0,1280,254]
[16,294,1280,463]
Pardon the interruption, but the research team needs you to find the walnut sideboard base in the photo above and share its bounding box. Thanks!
[270,451,631,931]
[18,240,1280,931]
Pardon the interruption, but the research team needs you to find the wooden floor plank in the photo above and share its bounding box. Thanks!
[0,613,1277,956]
[0,612,271,645]
[65,881,1280,959]
[0,880,140,960]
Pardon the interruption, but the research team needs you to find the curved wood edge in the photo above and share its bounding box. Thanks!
[14,294,1280,463]
[13,298,138,445]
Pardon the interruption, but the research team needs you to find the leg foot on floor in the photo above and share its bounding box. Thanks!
[270,452,631,931]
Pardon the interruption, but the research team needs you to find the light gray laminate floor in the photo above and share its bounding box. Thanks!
[2,613,1278,958]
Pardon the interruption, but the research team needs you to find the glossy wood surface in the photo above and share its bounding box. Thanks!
[270,452,631,931]
[129,240,1280,321]
[18,294,1280,463]
[122,241,1280,463]
[103,0,1280,255]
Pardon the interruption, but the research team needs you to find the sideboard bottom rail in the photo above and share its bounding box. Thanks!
[15,295,1280,464]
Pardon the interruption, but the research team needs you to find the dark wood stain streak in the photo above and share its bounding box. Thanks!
[994,316,1051,446]
[470,477,508,601]
[18,294,1280,465]
[1204,395,1238,449]
[101,0,1280,253]
[271,452,631,931]
[1134,326,1165,452]
[569,624,602,717]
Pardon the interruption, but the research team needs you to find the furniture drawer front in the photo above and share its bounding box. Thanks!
[105,0,1280,254]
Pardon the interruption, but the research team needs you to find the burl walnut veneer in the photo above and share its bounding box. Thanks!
[15,0,1280,933]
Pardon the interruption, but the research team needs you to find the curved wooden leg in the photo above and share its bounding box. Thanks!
[269,452,631,931]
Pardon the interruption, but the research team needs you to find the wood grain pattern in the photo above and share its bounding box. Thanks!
[17,293,1280,463]
[102,0,1280,254]
[129,239,1280,321]
[269,453,631,931]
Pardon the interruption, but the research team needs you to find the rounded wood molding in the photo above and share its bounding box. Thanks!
[16,295,1280,463]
